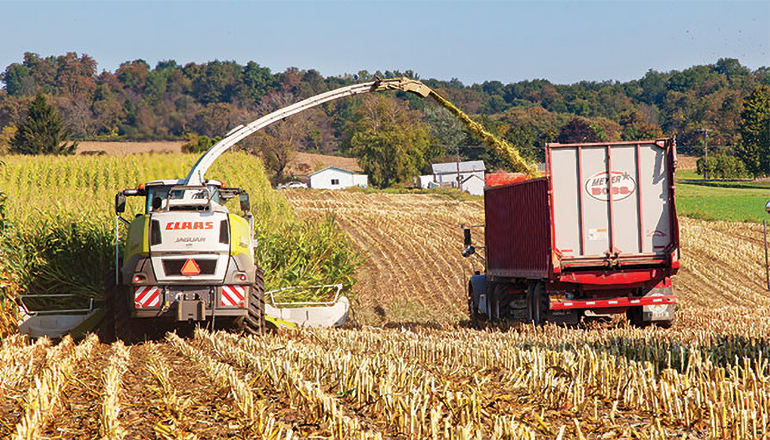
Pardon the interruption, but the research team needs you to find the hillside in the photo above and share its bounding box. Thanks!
[1,54,767,168]
[286,189,770,325]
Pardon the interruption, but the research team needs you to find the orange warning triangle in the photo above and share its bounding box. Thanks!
[181,259,200,276]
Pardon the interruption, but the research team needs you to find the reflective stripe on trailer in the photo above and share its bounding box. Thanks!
[551,295,676,310]
[135,286,161,308]
[221,285,246,307]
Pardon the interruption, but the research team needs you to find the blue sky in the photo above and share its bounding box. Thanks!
[1,1,767,85]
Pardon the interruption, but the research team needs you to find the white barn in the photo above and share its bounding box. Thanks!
[309,167,368,190]
[417,160,486,196]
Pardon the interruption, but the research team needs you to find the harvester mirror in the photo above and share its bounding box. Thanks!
[463,227,472,247]
[240,193,251,212]
[115,192,126,213]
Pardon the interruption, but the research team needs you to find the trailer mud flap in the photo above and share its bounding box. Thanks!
[642,287,675,322]
[176,299,206,321]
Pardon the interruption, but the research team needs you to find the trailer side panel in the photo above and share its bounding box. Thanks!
[485,178,551,279]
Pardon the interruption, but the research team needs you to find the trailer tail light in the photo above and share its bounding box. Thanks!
[132,274,146,284]
[135,286,161,308]
[221,285,246,307]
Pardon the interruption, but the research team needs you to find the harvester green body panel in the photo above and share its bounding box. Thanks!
[228,213,253,261]
[124,215,150,261]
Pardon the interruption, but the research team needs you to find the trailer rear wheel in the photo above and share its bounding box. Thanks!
[526,282,547,325]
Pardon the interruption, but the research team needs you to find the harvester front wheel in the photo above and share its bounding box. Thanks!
[242,269,266,336]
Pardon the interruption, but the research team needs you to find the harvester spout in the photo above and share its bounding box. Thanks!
[371,76,432,98]
[185,77,538,186]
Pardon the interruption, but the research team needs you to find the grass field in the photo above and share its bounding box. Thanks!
[676,180,770,223]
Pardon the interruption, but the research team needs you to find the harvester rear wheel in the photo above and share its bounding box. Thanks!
[99,283,118,343]
[113,285,140,343]
[242,269,266,336]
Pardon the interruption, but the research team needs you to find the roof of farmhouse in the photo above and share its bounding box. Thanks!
[431,160,486,174]
[309,166,366,177]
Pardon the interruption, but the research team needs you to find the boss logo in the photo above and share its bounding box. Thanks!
[585,171,636,201]
[165,222,214,230]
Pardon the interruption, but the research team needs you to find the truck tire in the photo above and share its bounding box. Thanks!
[467,284,487,325]
[242,269,266,336]
[526,282,547,325]
[626,307,648,328]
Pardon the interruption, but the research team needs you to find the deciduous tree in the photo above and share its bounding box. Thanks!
[346,95,433,188]
[558,117,601,144]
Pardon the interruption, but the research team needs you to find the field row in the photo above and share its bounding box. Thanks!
[2,317,768,439]
[286,189,770,325]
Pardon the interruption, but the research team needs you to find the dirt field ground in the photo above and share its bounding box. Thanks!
[77,141,184,155]
[285,189,770,324]
[76,141,360,177]
[677,154,697,170]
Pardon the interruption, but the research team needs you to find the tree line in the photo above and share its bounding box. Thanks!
[0,52,768,184]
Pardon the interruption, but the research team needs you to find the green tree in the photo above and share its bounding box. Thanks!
[347,95,433,188]
[181,133,221,154]
[736,85,770,177]
[423,105,465,158]
[11,93,77,155]
[696,152,749,179]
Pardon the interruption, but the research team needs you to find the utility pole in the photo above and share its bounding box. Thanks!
[698,128,712,180]
[456,143,461,191]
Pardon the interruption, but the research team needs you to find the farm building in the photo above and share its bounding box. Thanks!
[309,166,368,190]
[417,160,486,195]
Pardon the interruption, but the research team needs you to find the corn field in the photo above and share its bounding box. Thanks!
[0,315,767,439]
[0,153,360,333]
